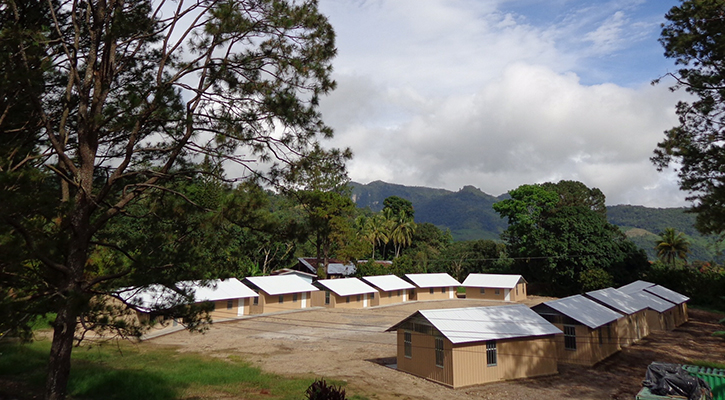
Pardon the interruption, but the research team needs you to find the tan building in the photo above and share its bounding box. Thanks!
[362,275,416,306]
[623,289,677,331]
[311,278,378,309]
[461,274,527,302]
[244,275,319,315]
[118,278,259,331]
[585,288,650,346]
[644,285,689,326]
[532,295,622,366]
[387,304,561,388]
[404,273,460,301]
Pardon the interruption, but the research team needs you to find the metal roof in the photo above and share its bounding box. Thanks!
[387,304,562,344]
[625,290,676,313]
[537,294,623,329]
[645,285,689,304]
[314,278,377,296]
[327,263,356,276]
[618,280,656,294]
[362,275,416,292]
[404,273,460,288]
[118,278,258,313]
[244,275,319,296]
[585,287,648,315]
[461,273,526,289]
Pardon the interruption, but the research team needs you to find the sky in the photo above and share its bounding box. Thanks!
[315,0,689,207]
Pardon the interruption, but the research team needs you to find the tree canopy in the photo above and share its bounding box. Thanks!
[0,0,344,398]
[653,0,725,236]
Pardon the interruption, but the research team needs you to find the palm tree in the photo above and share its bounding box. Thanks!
[655,228,690,266]
[387,211,416,258]
[359,214,389,259]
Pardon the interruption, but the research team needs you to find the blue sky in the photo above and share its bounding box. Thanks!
[316,0,688,207]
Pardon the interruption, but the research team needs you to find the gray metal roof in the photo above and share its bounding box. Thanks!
[362,275,415,292]
[645,285,689,304]
[625,290,676,313]
[618,280,655,294]
[387,304,562,344]
[585,287,648,315]
[327,263,356,276]
[538,294,623,329]
[244,275,319,296]
[118,278,258,313]
[461,273,526,289]
[314,278,377,296]
[404,273,460,288]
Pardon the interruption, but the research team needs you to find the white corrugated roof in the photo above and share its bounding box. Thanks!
[585,287,648,315]
[387,304,562,344]
[625,290,676,313]
[618,280,655,294]
[315,278,377,296]
[118,278,257,312]
[539,294,623,329]
[244,275,319,296]
[645,285,689,304]
[405,273,460,288]
[362,275,415,292]
[461,273,525,289]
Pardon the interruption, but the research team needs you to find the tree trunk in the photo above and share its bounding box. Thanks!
[45,304,78,400]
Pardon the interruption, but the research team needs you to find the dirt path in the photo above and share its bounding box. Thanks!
[149,299,725,400]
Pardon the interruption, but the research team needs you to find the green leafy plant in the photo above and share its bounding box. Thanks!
[305,378,347,400]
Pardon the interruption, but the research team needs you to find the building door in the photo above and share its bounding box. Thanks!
[402,289,407,302]
[301,292,307,308]
[449,288,455,299]
[363,294,368,307]
[237,298,245,316]
[504,289,511,302]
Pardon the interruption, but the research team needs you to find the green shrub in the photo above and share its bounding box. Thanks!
[306,378,347,400]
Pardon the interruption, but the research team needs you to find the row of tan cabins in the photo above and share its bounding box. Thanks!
[119,275,689,389]
[390,280,689,388]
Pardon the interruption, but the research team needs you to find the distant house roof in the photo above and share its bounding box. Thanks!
[535,294,623,329]
[461,273,527,289]
[314,278,377,297]
[625,290,676,313]
[404,273,460,288]
[362,275,416,292]
[387,304,562,344]
[270,269,317,283]
[244,275,319,296]
[644,285,689,305]
[618,280,656,294]
[297,257,356,276]
[585,287,649,315]
[118,278,258,313]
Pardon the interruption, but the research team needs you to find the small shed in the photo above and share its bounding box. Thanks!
[644,285,689,326]
[461,274,527,302]
[404,273,460,301]
[532,295,622,366]
[585,288,650,345]
[312,278,378,308]
[624,289,677,331]
[387,304,561,388]
[362,275,416,306]
[243,275,319,315]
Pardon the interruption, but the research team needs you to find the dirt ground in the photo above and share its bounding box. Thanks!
[149,298,725,400]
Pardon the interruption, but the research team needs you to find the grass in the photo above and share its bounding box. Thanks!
[0,339,367,400]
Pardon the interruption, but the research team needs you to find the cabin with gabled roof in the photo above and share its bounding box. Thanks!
[461,273,527,302]
[585,287,650,346]
[243,275,318,314]
[362,275,416,306]
[404,273,460,301]
[387,304,561,388]
[311,277,378,308]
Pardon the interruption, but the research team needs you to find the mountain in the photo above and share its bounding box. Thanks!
[350,181,723,261]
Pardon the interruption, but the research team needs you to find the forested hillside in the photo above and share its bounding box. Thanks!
[351,181,724,261]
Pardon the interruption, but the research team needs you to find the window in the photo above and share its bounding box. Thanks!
[480,288,485,294]
[441,287,446,294]
[388,291,392,298]
[346,296,350,303]
[293,293,298,302]
[404,332,412,358]
[370,292,375,299]
[435,337,444,367]
[253,296,258,305]
[278,295,284,304]
[486,341,497,366]
[598,327,603,345]
[325,291,330,305]
[429,288,434,294]
[495,289,500,295]
[564,325,577,350]
[226,300,233,309]
[357,294,361,302]
[397,290,401,296]
[516,286,519,295]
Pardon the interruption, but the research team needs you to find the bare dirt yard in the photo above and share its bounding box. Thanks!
[150,298,725,400]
